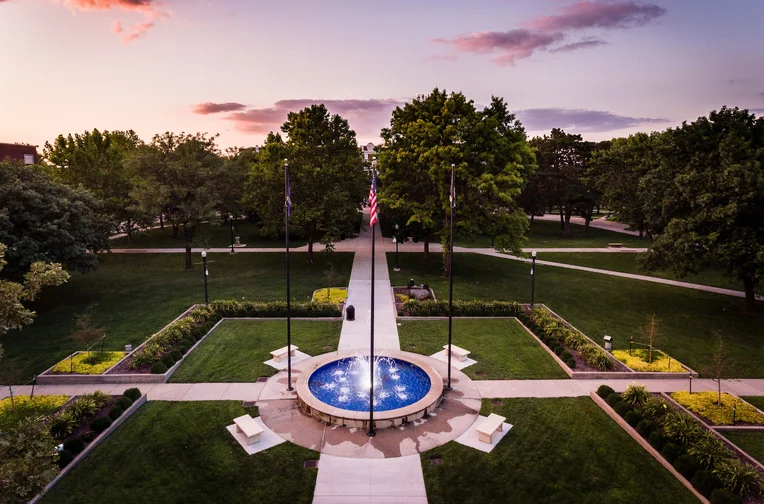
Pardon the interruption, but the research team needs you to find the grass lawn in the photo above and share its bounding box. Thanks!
[171,320,342,382]
[720,431,764,465]
[421,397,697,504]
[110,220,309,249]
[40,401,318,504]
[538,252,742,291]
[390,252,764,378]
[4,252,352,380]
[525,220,649,249]
[398,319,567,380]
[743,396,764,411]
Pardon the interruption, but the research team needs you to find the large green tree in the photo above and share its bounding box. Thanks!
[639,107,764,310]
[128,132,225,269]
[0,162,109,279]
[0,417,60,504]
[246,104,367,262]
[44,129,153,241]
[377,89,535,273]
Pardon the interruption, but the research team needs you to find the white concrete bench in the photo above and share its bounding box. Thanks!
[608,243,623,248]
[233,414,263,445]
[270,345,298,363]
[476,413,506,444]
[443,344,470,362]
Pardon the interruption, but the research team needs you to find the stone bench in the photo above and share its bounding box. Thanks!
[476,413,506,444]
[608,243,623,248]
[270,345,298,363]
[443,344,470,362]
[233,414,263,445]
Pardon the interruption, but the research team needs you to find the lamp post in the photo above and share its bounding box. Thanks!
[394,224,400,271]
[530,250,537,308]
[201,250,209,305]
[285,160,293,392]
[230,214,235,254]
[446,163,456,390]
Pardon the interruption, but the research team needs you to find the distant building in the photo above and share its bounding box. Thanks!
[0,143,38,165]
[361,142,376,163]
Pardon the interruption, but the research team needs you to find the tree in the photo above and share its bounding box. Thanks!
[70,305,105,357]
[638,314,660,363]
[0,162,109,279]
[246,105,367,262]
[128,132,225,269]
[378,89,536,273]
[589,133,659,237]
[702,337,736,407]
[638,107,764,310]
[0,417,60,504]
[44,129,153,241]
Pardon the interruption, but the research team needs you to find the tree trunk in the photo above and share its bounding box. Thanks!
[559,207,565,230]
[423,236,430,261]
[159,213,164,229]
[183,223,195,270]
[307,236,314,263]
[563,207,572,237]
[743,278,758,312]
[529,214,535,226]
[583,204,593,233]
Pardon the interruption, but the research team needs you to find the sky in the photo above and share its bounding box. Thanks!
[1,0,763,150]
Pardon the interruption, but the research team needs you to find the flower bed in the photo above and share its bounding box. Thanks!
[671,391,764,426]
[399,299,522,317]
[0,395,69,430]
[597,384,764,502]
[52,388,142,470]
[312,288,348,304]
[612,349,686,373]
[521,307,617,371]
[50,351,126,375]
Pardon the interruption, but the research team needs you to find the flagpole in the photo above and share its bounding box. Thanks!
[447,163,455,390]
[285,160,293,392]
[368,165,376,437]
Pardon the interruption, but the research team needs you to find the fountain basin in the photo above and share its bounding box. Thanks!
[296,350,444,430]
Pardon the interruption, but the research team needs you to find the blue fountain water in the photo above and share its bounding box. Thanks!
[308,356,431,412]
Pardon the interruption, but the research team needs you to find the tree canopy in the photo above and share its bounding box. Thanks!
[246,104,367,262]
[0,162,109,279]
[377,88,536,272]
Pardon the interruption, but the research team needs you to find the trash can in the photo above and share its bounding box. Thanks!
[603,335,612,351]
[346,305,355,321]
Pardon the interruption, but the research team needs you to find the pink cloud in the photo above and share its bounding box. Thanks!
[59,0,168,42]
[525,1,666,31]
[192,102,247,115]
[433,29,564,66]
[549,37,607,52]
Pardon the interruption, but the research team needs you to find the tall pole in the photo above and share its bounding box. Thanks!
[202,251,209,305]
[531,251,537,308]
[368,165,377,437]
[394,224,400,271]
[285,160,293,392]
[447,163,455,390]
[230,214,235,254]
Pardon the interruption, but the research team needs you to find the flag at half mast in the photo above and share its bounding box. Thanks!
[369,169,378,226]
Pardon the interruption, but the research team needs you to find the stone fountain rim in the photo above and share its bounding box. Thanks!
[295,349,444,423]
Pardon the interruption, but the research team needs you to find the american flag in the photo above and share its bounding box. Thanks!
[369,169,378,227]
[285,161,292,217]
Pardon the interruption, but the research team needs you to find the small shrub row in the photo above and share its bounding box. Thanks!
[401,299,523,317]
[612,349,685,373]
[523,308,615,371]
[50,351,126,375]
[50,391,111,439]
[210,300,341,318]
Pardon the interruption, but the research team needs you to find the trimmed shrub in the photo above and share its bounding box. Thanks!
[400,299,522,317]
[108,405,124,421]
[553,346,563,355]
[50,415,75,439]
[566,358,576,369]
[82,431,94,443]
[674,455,701,481]
[663,412,706,446]
[559,350,572,362]
[649,431,667,451]
[169,350,183,362]
[161,353,176,368]
[709,489,740,504]
[151,362,168,374]
[90,416,112,435]
[660,442,684,464]
[179,343,191,354]
[688,431,734,470]
[622,384,650,406]
[614,401,632,417]
[597,385,615,399]
[123,388,141,402]
[712,459,764,499]
[624,410,642,427]
[116,396,133,410]
[62,436,85,455]
[692,470,720,498]
[636,419,654,438]
[606,393,622,407]
[58,449,74,469]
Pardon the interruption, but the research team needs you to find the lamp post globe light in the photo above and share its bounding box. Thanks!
[201,250,209,305]
[530,250,537,308]
[394,224,400,271]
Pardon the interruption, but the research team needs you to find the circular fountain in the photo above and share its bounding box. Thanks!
[296,350,444,430]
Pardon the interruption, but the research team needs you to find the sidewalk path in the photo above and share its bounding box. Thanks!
[531,214,642,236]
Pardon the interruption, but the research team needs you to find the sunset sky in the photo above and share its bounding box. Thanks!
[1,0,763,150]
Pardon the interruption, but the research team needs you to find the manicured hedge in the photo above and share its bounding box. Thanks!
[401,299,523,317]
[210,300,341,318]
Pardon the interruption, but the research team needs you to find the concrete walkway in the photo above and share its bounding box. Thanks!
[532,213,642,236]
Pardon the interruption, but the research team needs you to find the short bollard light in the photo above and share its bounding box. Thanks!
[125,344,132,352]
[408,278,415,288]
[603,335,613,351]
[346,304,355,321]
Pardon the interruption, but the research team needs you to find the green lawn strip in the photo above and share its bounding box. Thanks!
[421,397,697,504]
[390,252,763,377]
[524,219,649,248]
[171,319,342,382]
[743,396,764,411]
[720,431,764,465]
[538,252,742,291]
[398,319,567,380]
[40,401,318,504]
[110,221,309,249]
[5,252,352,379]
